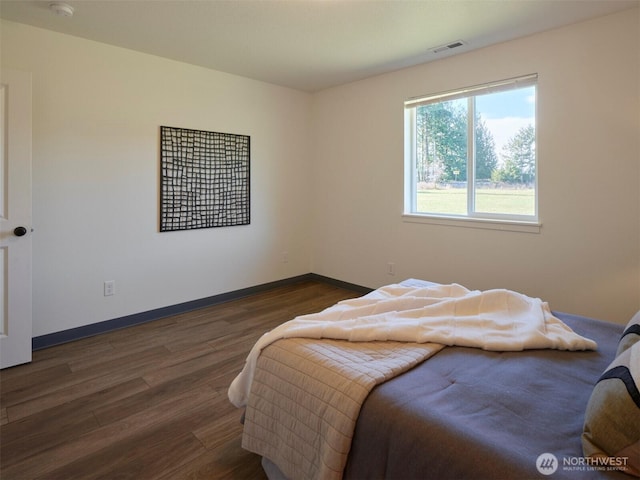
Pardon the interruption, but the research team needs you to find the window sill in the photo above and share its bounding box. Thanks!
[402,213,541,234]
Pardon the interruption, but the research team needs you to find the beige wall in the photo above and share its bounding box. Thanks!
[311,9,640,324]
[2,20,313,336]
[2,8,638,338]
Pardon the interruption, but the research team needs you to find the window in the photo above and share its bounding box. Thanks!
[404,74,538,228]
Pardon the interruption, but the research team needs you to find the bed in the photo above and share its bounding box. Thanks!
[229,279,640,479]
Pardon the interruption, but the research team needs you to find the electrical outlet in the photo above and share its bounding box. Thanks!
[387,262,395,276]
[282,251,289,263]
[104,280,115,296]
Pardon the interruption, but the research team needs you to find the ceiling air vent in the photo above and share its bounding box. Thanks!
[432,40,467,54]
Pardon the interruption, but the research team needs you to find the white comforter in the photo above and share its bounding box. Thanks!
[228,283,597,407]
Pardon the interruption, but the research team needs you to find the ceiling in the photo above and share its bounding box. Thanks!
[1,0,638,92]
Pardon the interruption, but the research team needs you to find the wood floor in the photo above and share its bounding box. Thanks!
[0,280,362,480]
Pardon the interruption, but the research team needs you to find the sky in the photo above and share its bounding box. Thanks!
[476,87,536,119]
[477,86,536,159]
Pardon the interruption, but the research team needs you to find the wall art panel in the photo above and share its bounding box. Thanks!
[160,126,250,231]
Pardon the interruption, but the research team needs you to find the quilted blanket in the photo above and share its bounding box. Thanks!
[241,337,443,480]
[230,282,597,480]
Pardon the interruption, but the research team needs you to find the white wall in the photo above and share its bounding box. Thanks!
[2,20,313,336]
[2,8,639,338]
[311,9,640,324]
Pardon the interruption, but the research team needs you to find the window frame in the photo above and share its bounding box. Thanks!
[403,74,540,232]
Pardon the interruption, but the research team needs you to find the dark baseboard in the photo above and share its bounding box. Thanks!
[32,273,371,351]
[306,273,372,295]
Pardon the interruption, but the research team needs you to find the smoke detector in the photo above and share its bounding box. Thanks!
[432,40,467,54]
[49,2,74,17]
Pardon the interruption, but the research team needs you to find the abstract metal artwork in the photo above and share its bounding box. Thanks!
[160,126,250,231]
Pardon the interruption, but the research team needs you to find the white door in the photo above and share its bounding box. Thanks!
[0,69,33,369]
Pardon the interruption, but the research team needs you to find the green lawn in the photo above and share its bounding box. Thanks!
[417,188,535,216]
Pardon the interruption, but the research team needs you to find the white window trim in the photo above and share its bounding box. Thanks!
[404,74,539,231]
[401,213,541,234]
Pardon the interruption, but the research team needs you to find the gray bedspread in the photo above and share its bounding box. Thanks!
[342,312,627,479]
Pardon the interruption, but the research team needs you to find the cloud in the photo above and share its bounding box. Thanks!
[483,116,534,160]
